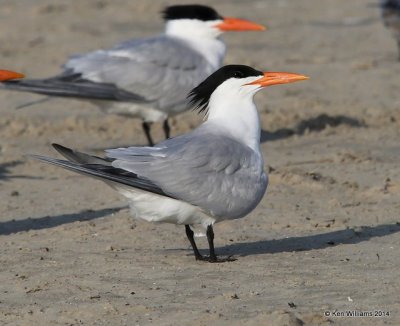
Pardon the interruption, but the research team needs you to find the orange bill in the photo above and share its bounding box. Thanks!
[0,70,25,81]
[246,72,309,87]
[216,17,266,31]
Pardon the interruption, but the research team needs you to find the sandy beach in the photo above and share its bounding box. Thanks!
[0,0,399,325]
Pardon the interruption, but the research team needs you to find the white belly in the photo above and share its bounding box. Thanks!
[115,186,216,228]
[93,101,167,123]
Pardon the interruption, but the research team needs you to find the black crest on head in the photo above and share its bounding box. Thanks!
[162,5,223,21]
[188,65,264,113]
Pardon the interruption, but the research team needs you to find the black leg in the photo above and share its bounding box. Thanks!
[142,121,154,146]
[397,39,400,62]
[185,224,236,263]
[163,119,171,139]
[185,225,203,260]
[206,225,237,263]
[206,225,217,262]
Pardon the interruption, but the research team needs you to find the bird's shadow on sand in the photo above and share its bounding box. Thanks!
[88,114,364,150]
[260,113,365,143]
[0,206,127,236]
[2,206,399,259]
[0,160,42,181]
[217,223,400,257]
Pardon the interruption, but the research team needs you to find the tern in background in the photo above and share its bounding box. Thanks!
[33,65,308,262]
[381,0,400,60]
[1,4,265,145]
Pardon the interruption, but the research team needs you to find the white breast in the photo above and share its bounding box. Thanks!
[115,186,217,228]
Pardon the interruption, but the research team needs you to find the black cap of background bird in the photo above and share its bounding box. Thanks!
[162,4,223,21]
[188,65,264,113]
[381,0,400,9]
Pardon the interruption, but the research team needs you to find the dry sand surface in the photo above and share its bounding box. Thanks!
[0,0,399,325]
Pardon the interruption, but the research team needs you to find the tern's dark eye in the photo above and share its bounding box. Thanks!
[233,71,244,78]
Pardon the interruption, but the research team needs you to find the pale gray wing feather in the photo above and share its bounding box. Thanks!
[31,155,170,198]
[64,35,214,111]
[52,143,113,165]
[106,126,267,218]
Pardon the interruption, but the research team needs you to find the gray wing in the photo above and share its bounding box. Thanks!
[64,35,215,111]
[106,127,267,218]
[32,151,171,198]
[52,143,113,165]
[2,75,146,102]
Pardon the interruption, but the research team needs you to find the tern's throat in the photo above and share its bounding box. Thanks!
[206,90,261,152]
[165,20,226,69]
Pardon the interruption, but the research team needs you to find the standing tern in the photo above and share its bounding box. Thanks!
[32,65,308,262]
[2,4,265,145]
[381,0,400,60]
